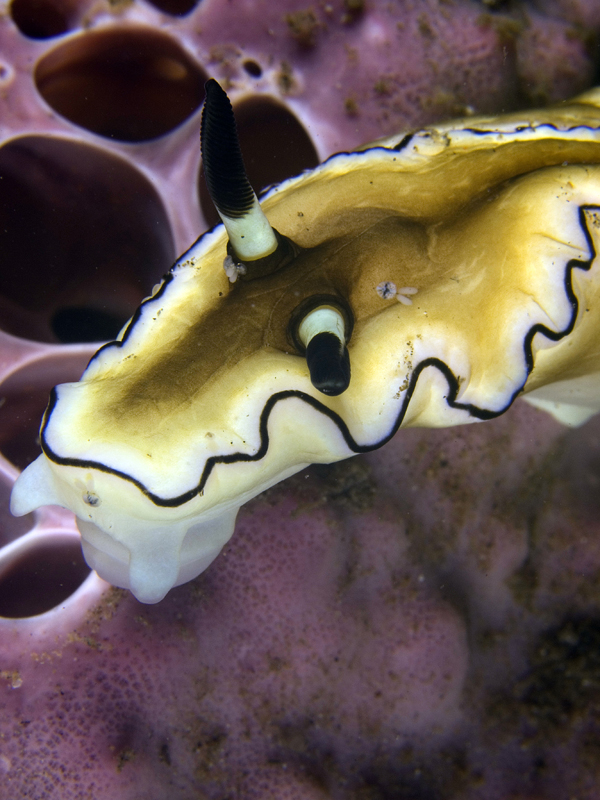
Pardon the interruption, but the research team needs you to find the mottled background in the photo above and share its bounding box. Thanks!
[1,0,600,797]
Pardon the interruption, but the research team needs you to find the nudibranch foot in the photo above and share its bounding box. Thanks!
[10,452,240,604]
[77,511,238,605]
[523,372,600,428]
[11,84,600,602]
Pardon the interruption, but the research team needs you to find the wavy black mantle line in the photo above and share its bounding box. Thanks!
[254,123,600,184]
[462,123,600,137]
[40,204,598,509]
[373,122,600,155]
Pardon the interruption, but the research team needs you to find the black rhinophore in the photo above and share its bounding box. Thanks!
[201,79,255,220]
[305,332,351,396]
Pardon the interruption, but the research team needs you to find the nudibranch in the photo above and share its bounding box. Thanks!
[10,82,600,603]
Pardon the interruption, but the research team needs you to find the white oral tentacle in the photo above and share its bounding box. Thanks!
[10,454,61,515]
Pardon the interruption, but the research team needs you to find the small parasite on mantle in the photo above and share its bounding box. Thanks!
[11,82,600,603]
[376,281,419,304]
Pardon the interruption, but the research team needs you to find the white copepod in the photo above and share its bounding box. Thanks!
[11,82,600,602]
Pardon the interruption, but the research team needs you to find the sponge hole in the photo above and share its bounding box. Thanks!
[0,533,90,618]
[0,350,94,470]
[35,28,207,141]
[242,60,262,78]
[50,307,127,344]
[0,475,34,548]
[9,0,73,39]
[0,136,174,343]
[145,0,201,15]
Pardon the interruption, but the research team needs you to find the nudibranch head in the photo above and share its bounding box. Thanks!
[11,84,600,602]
